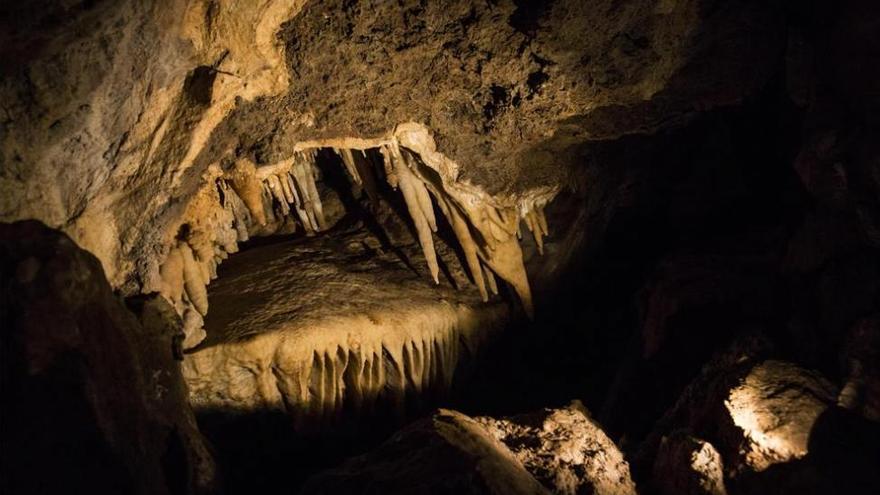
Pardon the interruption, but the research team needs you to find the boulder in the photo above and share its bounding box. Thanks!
[476,401,637,495]
[0,221,215,495]
[722,360,837,473]
[652,430,726,495]
[300,409,548,495]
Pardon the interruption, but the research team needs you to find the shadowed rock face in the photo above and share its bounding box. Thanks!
[0,220,215,495]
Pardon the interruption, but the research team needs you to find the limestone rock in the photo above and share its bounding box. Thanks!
[300,409,549,495]
[0,221,215,495]
[476,401,637,495]
[1,0,784,297]
[722,360,837,473]
[652,430,727,495]
[182,227,507,428]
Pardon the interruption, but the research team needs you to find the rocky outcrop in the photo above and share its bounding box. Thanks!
[476,401,637,495]
[302,403,638,495]
[1,0,785,302]
[0,0,303,291]
[652,430,727,495]
[300,409,549,495]
[182,226,507,428]
[634,335,854,492]
[722,360,837,474]
[0,220,215,495]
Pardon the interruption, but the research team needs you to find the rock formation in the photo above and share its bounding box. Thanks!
[300,409,550,495]
[0,221,215,495]
[476,401,638,495]
[1,0,878,494]
[652,431,727,495]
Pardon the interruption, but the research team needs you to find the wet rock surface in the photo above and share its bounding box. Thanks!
[0,220,215,495]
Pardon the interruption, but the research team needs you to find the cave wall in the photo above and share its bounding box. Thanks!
[2,0,786,296]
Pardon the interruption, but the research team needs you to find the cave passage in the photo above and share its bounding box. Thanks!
[2,1,878,495]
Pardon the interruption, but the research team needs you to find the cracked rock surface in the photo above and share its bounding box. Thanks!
[476,400,637,495]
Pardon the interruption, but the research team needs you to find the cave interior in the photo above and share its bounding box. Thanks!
[1,1,879,494]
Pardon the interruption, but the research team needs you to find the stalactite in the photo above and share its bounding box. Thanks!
[353,150,381,209]
[391,150,440,284]
[180,241,209,316]
[438,195,489,301]
[334,147,362,186]
[266,174,290,217]
[159,246,185,308]
[291,153,326,231]
[225,185,251,242]
[229,158,267,226]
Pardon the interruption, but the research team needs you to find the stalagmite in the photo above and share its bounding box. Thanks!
[180,242,208,316]
[229,158,267,226]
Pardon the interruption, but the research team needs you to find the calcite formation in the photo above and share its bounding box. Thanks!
[181,227,508,427]
[149,121,556,349]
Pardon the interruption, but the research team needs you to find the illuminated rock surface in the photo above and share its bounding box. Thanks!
[476,401,637,495]
[652,431,727,495]
[183,226,507,425]
[723,360,837,473]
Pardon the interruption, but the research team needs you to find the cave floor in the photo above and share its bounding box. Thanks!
[196,224,492,349]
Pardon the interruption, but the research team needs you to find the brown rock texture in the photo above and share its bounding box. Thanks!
[1,0,784,295]
[722,360,837,474]
[300,409,549,495]
[476,400,637,495]
[0,220,215,495]
[652,430,727,495]
[182,226,508,427]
